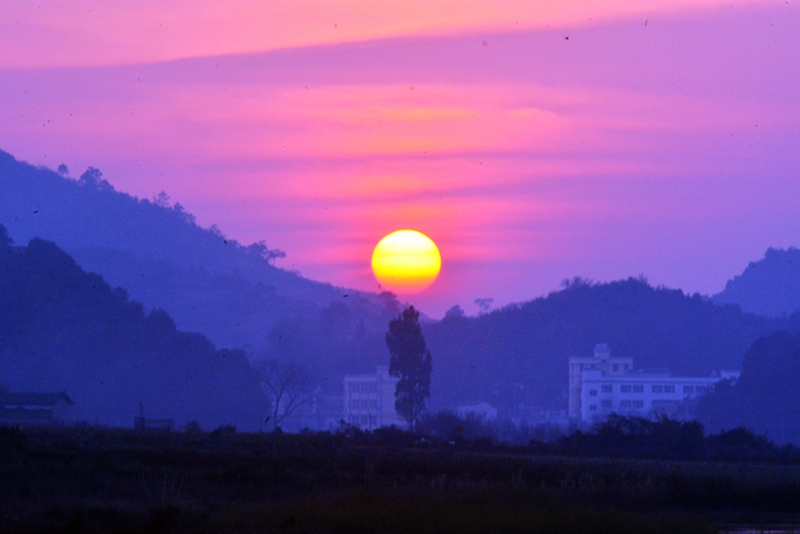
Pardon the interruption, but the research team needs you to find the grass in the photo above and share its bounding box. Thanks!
[1,427,799,532]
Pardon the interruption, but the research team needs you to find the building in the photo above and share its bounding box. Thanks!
[343,366,405,430]
[569,344,739,423]
[133,402,175,431]
[568,344,633,420]
[0,391,74,426]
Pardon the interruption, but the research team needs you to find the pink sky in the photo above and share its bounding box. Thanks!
[1,1,799,317]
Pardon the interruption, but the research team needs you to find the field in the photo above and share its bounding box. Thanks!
[2,426,800,533]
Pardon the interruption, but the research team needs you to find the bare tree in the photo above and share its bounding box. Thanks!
[257,359,310,430]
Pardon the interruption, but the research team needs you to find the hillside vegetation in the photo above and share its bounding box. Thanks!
[0,226,266,429]
[714,247,800,317]
[424,278,792,410]
[0,149,396,354]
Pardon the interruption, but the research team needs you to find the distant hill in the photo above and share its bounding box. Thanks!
[697,330,800,443]
[0,149,398,382]
[0,227,266,429]
[713,247,800,317]
[424,277,791,411]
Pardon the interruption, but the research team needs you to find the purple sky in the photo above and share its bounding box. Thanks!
[1,2,798,317]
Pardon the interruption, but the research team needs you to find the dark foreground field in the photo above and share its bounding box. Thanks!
[2,427,800,533]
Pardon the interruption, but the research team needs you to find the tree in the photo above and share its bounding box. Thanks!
[78,166,114,192]
[257,358,310,430]
[474,298,493,315]
[386,306,432,428]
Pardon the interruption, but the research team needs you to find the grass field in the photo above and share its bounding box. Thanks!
[2,427,800,533]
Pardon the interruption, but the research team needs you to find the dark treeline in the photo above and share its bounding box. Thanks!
[0,226,266,429]
[346,412,799,465]
[424,277,797,410]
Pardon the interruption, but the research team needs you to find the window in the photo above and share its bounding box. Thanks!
[589,389,597,396]
[612,365,619,372]
[620,400,632,408]
[652,385,663,393]
[620,385,632,393]
[601,400,612,409]
[664,385,675,393]
[370,399,377,410]
[589,404,597,411]
[633,400,644,409]
[632,385,644,393]
[683,385,695,394]
[601,385,613,393]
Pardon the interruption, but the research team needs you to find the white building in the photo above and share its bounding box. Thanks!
[568,344,633,420]
[343,366,405,430]
[569,344,739,423]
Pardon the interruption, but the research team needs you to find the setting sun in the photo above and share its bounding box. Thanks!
[371,230,442,294]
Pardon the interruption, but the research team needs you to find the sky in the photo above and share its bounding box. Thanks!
[1,0,799,318]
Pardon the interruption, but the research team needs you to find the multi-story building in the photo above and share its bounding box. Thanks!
[569,344,739,423]
[568,344,633,420]
[343,366,405,430]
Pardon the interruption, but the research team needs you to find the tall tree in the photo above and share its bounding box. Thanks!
[387,306,432,427]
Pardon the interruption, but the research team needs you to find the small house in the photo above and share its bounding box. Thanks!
[0,391,74,426]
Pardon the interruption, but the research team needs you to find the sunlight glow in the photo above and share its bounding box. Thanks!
[371,230,442,293]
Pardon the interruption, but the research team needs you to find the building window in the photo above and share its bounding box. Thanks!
[613,365,619,372]
[632,385,644,393]
[664,385,675,393]
[589,389,597,396]
[620,385,632,393]
[601,400,612,409]
[589,405,597,411]
[683,385,695,394]
[633,400,644,409]
[620,400,632,408]
[601,385,613,393]
[652,385,663,393]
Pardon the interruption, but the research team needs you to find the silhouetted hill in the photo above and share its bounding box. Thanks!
[424,278,789,411]
[697,330,800,443]
[0,149,397,364]
[713,247,800,317]
[0,226,266,429]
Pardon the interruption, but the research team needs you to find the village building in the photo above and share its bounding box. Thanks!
[0,391,74,426]
[569,344,739,423]
[343,366,405,430]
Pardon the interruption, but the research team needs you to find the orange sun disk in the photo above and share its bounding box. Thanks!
[371,229,442,294]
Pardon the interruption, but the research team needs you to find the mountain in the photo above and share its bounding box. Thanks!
[0,227,266,429]
[423,277,791,412]
[0,149,398,382]
[714,247,800,317]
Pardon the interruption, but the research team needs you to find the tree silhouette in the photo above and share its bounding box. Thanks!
[474,298,493,315]
[386,306,432,427]
[257,358,310,430]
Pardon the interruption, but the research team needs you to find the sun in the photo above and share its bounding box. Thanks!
[371,229,442,294]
